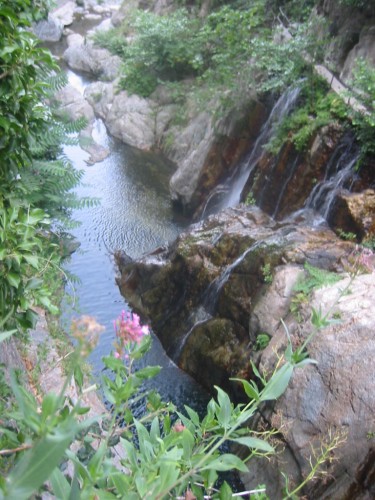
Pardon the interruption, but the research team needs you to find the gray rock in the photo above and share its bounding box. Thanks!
[52,1,76,27]
[341,26,375,83]
[116,205,355,393]
[105,91,157,149]
[84,81,115,120]
[63,42,122,80]
[33,16,64,42]
[53,84,95,123]
[243,271,375,499]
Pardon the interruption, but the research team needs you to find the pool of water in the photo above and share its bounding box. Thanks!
[62,73,209,413]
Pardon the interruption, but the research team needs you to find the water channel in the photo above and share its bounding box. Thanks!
[62,69,209,412]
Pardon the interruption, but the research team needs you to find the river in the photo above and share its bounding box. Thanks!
[62,69,209,413]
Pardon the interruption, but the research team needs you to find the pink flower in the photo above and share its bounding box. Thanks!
[114,351,120,359]
[173,422,186,432]
[113,311,150,347]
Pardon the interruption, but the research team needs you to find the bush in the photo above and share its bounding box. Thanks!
[0,312,317,498]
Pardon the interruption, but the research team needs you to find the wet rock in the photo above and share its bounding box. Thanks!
[243,270,375,499]
[167,98,266,216]
[116,205,354,392]
[330,189,375,240]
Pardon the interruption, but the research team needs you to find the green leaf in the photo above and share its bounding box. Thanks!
[74,365,84,391]
[202,453,248,472]
[5,423,78,499]
[215,386,232,427]
[229,436,274,453]
[135,365,161,380]
[88,442,107,480]
[23,254,39,268]
[230,378,259,401]
[110,473,130,496]
[27,208,47,225]
[6,272,21,288]
[260,363,293,402]
[219,481,233,500]
[0,330,17,343]
[184,405,200,426]
[41,393,59,421]
[50,467,71,499]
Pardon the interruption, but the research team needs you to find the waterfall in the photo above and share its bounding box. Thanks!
[304,134,360,220]
[174,306,212,361]
[201,86,301,218]
[204,241,262,314]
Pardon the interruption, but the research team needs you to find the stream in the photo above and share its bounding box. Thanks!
[62,69,209,413]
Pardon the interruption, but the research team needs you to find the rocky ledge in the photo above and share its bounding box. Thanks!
[116,204,375,498]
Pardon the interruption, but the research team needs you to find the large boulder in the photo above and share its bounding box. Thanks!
[63,39,122,81]
[53,84,95,123]
[116,206,355,393]
[242,268,375,499]
[85,82,178,150]
[329,188,375,240]
[33,16,64,42]
[53,84,109,164]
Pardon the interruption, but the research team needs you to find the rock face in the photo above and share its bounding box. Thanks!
[242,270,375,500]
[116,203,375,498]
[85,82,167,150]
[168,99,266,216]
[330,189,375,240]
[116,205,354,394]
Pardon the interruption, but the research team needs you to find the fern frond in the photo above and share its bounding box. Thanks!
[294,263,341,295]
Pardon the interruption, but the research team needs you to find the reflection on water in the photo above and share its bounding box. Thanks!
[63,122,208,411]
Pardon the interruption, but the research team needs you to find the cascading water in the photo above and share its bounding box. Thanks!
[201,86,301,218]
[304,133,360,220]
[174,241,262,360]
[204,241,261,314]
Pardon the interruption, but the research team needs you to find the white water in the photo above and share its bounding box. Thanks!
[305,134,360,220]
[201,86,301,218]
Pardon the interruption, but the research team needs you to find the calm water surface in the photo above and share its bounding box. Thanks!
[62,74,208,410]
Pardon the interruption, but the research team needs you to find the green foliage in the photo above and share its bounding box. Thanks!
[294,263,342,296]
[118,9,203,96]
[346,58,375,162]
[245,191,256,205]
[337,229,357,241]
[0,0,90,331]
[254,333,271,351]
[261,263,273,284]
[291,263,341,321]
[0,317,317,499]
[0,204,60,330]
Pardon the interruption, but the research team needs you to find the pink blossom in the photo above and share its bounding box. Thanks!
[173,422,186,432]
[114,351,120,359]
[113,311,150,347]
